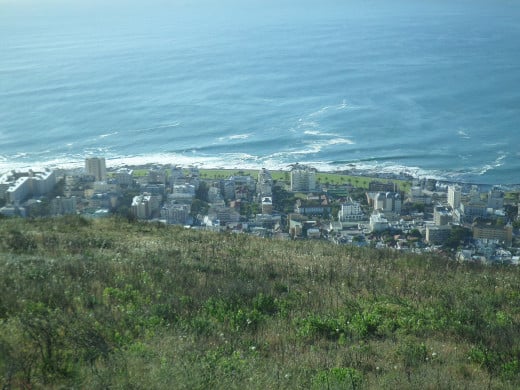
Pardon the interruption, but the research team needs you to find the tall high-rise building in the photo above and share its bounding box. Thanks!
[85,157,107,181]
[487,186,504,211]
[290,165,316,192]
[447,184,461,210]
[257,168,273,196]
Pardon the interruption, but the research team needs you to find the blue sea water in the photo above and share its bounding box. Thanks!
[1,0,520,184]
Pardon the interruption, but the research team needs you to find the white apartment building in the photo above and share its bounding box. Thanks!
[31,170,56,195]
[448,185,461,210]
[290,165,316,192]
[370,212,389,232]
[374,192,402,214]
[6,177,31,204]
[3,169,56,204]
[338,199,364,221]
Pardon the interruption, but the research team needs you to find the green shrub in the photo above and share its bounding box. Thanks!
[295,314,347,341]
[312,367,363,389]
[5,229,37,252]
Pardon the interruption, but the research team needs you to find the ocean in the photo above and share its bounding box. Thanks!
[1,0,520,184]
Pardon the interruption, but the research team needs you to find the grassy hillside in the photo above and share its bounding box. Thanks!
[1,216,519,389]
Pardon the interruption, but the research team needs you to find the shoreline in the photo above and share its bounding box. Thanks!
[111,163,518,191]
[2,155,519,190]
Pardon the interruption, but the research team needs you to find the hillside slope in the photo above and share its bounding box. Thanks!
[1,216,519,389]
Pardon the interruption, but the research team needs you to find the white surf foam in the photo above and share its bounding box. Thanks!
[99,131,119,139]
[0,147,509,185]
[217,133,252,142]
[457,129,470,139]
[303,130,340,137]
[472,152,508,176]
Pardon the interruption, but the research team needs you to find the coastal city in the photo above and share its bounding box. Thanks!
[1,157,519,264]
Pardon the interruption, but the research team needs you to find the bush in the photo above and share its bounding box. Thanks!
[312,367,363,390]
[4,229,37,252]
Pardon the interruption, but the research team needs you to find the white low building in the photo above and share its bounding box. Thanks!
[2,169,56,204]
[338,199,364,221]
[370,212,389,232]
